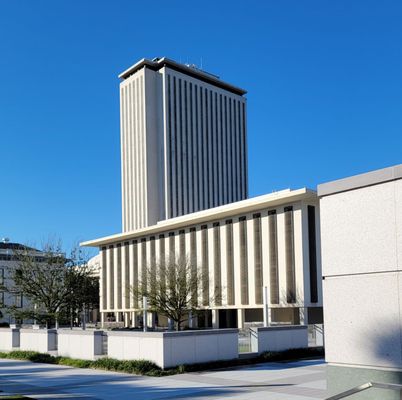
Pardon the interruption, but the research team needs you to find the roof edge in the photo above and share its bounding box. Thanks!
[81,188,317,247]
[318,163,402,198]
[118,57,247,96]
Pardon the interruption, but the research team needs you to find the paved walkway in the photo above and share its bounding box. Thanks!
[0,358,327,399]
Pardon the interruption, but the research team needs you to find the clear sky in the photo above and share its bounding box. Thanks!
[1,1,402,253]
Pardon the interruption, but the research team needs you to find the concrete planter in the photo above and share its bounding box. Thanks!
[250,325,308,353]
[57,330,104,360]
[0,328,20,351]
[19,329,57,353]
[107,328,239,369]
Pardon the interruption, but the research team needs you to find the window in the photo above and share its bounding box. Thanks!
[201,225,209,306]
[226,220,235,305]
[169,232,175,264]
[253,213,263,304]
[0,268,4,286]
[284,206,296,303]
[190,227,197,306]
[308,206,318,303]
[132,240,138,308]
[108,245,114,310]
[14,293,22,308]
[179,230,185,257]
[213,222,222,306]
[116,244,122,309]
[268,210,279,304]
[124,242,130,309]
[239,216,249,305]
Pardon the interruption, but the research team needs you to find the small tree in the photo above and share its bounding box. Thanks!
[6,241,98,327]
[133,254,203,331]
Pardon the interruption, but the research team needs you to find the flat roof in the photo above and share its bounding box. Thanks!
[118,57,247,96]
[81,188,317,247]
[318,163,402,197]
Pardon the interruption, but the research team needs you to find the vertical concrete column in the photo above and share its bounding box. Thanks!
[299,307,308,325]
[124,312,130,327]
[148,312,156,329]
[263,286,270,327]
[212,309,220,329]
[237,308,245,329]
[100,313,105,328]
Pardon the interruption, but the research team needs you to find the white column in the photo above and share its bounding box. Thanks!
[263,286,269,327]
[212,309,220,329]
[299,307,308,325]
[106,246,112,310]
[237,308,245,329]
[113,245,119,311]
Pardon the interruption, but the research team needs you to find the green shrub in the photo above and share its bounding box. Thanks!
[0,346,324,377]
[0,350,57,364]
[57,357,92,369]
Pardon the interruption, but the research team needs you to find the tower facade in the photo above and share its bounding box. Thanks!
[119,57,248,232]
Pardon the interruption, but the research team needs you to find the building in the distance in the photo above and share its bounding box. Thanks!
[0,239,40,324]
[82,57,323,329]
[119,57,248,232]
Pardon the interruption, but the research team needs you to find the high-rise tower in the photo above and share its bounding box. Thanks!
[119,57,248,232]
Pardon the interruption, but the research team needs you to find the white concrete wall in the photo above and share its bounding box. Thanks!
[163,329,238,368]
[57,330,103,360]
[107,329,238,369]
[0,328,20,351]
[250,325,308,353]
[19,329,57,353]
[320,171,402,370]
[107,331,165,367]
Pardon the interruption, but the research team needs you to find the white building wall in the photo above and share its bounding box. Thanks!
[320,178,402,368]
[120,60,248,232]
[94,191,322,328]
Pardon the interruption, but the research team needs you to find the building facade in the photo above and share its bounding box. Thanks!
[119,57,248,232]
[82,189,323,329]
[319,164,402,397]
[0,241,40,324]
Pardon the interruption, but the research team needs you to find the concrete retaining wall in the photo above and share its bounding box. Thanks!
[107,328,238,369]
[58,330,104,360]
[0,328,20,351]
[19,329,57,353]
[250,325,308,353]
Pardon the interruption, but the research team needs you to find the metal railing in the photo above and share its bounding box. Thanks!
[326,381,402,399]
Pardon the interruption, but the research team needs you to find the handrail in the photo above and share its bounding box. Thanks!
[326,381,402,400]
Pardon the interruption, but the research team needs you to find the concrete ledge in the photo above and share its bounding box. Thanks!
[318,164,402,197]
[255,325,307,332]
[106,328,238,338]
[58,329,103,336]
[250,325,308,353]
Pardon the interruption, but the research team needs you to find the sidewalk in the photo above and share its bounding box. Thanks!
[0,358,327,399]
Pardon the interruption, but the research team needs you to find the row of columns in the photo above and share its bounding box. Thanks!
[100,306,309,329]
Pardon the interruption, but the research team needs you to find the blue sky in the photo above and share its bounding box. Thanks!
[1,1,402,253]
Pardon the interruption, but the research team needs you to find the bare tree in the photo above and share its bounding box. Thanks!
[132,254,205,331]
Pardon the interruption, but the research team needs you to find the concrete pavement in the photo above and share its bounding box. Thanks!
[0,358,327,399]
